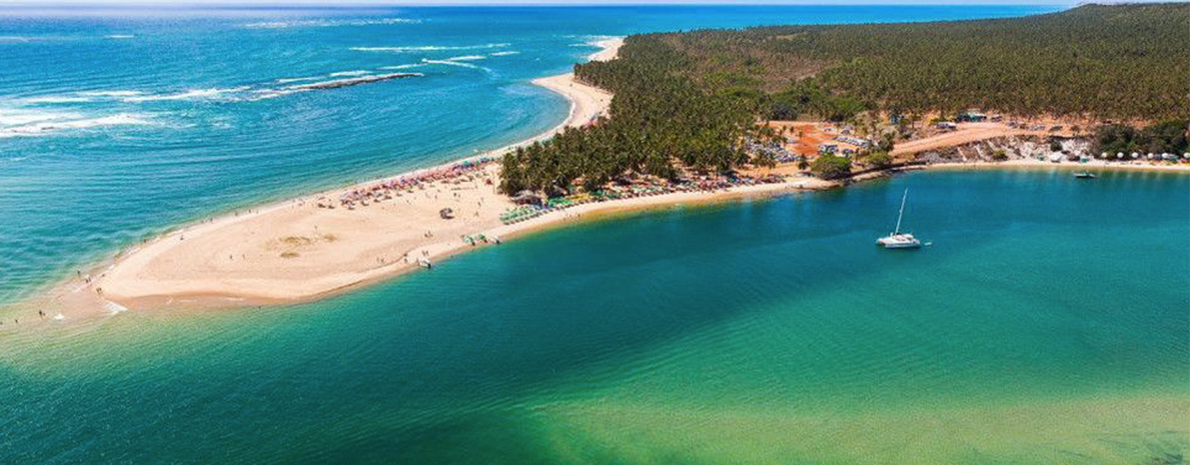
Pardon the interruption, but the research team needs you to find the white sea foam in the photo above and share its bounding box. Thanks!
[421,59,488,71]
[329,70,372,77]
[106,35,135,39]
[0,108,81,126]
[351,43,509,53]
[490,51,520,56]
[78,90,144,97]
[123,87,250,103]
[244,89,299,101]
[244,18,420,29]
[445,55,486,61]
[275,77,321,84]
[0,113,153,138]
[23,96,92,104]
[284,72,423,91]
[379,64,426,70]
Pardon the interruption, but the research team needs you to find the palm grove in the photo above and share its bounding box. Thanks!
[500,3,1190,196]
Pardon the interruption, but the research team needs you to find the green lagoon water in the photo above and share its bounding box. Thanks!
[1,169,1187,464]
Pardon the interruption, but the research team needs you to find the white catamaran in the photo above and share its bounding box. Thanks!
[877,188,922,249]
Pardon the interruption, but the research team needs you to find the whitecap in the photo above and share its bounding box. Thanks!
[379,64,426,70]
[490,51,520,56]
[445,55,486,61]
[243,89,299,101]
[329,70,372,77]
[284,72,422,91]
[23,96,92,104]
[78,90,143,97]
[123,87,250,103]
[275,77,321,84]
[422,59,487,71]
[0,113,153,138]
[0,108,82,126]
[351,43,510,53]
[244,18,420,29]
[106,35,135,39]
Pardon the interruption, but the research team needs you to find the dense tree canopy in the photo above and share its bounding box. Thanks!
[658,3,1190,121]
[502,4,1189,195]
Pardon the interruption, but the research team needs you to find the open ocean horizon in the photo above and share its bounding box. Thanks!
[3,5,1187,465]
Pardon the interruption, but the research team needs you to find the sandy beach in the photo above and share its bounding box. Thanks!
[23,34,1187,319]
[36,39,631,316]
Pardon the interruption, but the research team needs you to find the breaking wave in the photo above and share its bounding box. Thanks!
[0,112,153,138]
[351,43,509,53]
[23,96,93,104]
[78,90,143,97]
[243,18,421,29]
[445,55,486,61]
[379,64,426,70]
[329,70,372,77]
[275,77,321,84]
[421,59,489,71]
[490,51,520,56]
[284,73,422,91]
[123,87,251,103]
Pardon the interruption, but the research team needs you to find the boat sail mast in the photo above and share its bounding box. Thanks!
[894,188,908,235]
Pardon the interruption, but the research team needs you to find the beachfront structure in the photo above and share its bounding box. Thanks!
[835,135,871,148]
[512,190,542,205]
[956,111,987,122]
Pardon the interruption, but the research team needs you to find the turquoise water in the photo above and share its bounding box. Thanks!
[1,170,1187,463]
[0,5,1057,304]
[3,5,1188,464]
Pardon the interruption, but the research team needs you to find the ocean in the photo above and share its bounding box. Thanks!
[0,4,1055,303]
[3,5,1187,465]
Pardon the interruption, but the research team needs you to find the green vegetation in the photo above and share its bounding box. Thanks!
[861,151,893,169]
[500,40,759,194]
[502,4,1189,195]
[1094,120,1190,155]
[811,154,852,179]
[663,3,1189,121]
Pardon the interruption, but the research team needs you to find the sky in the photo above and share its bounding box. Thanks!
[0,0,1125,6]
[0,0,1178,6]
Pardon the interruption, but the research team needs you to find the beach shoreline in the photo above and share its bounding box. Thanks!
[15,38,622,320]
[14,34,1190,321]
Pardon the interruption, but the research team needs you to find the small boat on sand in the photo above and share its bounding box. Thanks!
[877,188,922,249]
